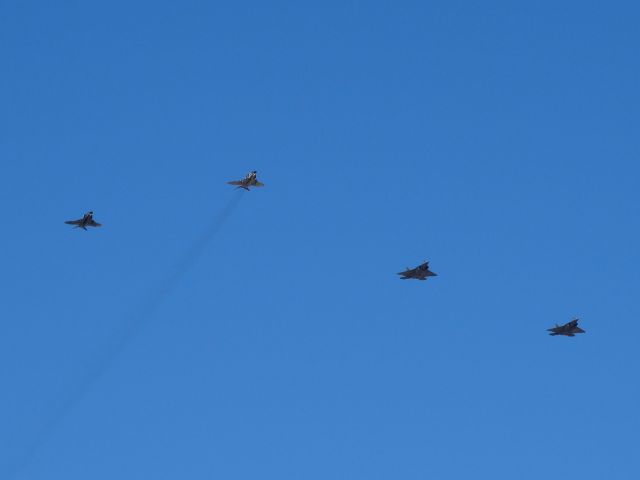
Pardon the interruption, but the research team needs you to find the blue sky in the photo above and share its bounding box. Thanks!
[1,1,639,478]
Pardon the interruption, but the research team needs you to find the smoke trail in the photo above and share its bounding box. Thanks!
[5,191,244,479]
[142,190,244,316]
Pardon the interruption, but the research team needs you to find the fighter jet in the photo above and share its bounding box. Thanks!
[64,211,102,230]
[397,261,437,281]
[547,318,585,337]
[227,171,264,191]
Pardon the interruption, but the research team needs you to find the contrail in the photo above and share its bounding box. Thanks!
[143,190,244,315]
[4,191,244,479]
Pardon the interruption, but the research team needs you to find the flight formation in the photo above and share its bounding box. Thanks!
[65,170,586,337]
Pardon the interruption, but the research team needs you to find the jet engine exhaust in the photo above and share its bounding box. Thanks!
[4,190,244,479]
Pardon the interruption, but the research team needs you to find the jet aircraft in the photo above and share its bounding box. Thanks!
[397,261,437,281]
[547,318,585,337]
[227,171,264,190]
[65,211,102,230]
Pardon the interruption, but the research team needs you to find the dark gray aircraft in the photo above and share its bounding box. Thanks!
[547,318,585,337]
[65,211,101,230]
[397,261,437,281]
[227,171,264,191]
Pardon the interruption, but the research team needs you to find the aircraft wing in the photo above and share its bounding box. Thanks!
[88,220,102,227]
[65,219,82,225]
[253,181,265,187]
[398,269,416,278]
[227,180,244,186]
[573,326,585,333]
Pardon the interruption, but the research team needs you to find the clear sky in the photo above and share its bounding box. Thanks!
[1,1,639,479]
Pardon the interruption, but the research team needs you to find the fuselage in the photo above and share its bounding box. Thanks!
[80,214,92,228]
